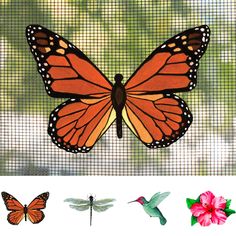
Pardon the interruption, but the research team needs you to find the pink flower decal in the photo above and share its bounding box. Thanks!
[186,191,235,226]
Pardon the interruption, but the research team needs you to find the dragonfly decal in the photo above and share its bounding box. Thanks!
[64,195,115,226]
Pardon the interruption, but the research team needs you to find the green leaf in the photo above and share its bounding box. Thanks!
[226,199,231,209]
[186,198,195,209]
[191,215,198,226]
[186,196,200,209]
[224,208,236,217]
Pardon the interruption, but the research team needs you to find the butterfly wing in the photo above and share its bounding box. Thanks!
[1,192,24,225]
[26,25,112,99]
[123,25,210,148]
[27,192,49,224]
[123,93,192,148]
[125,25,210,94]
[48,97,116,153]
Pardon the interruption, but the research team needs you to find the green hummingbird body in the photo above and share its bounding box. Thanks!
[142,200,167,225]
[129,192,170,225]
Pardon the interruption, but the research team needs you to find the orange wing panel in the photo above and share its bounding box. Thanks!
[125,52,171,89]
[26,25,112,98]
[125,25,210,94]
[27,210,44,224]
[7,211,24,225]
[28,192,49,210]
[123,94,192,148]
[48,97,116,153]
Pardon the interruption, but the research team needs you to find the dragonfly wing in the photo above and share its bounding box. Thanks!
[64,198,89,205]
[69,204,90,211]
[93,199,116,205]
[93,204,114,212]
[148,192,170,208]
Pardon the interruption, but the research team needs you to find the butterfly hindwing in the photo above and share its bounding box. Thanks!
[48,97,116,153]
[125,25,210,94]
[122,93,192,148]
[26,25,112,99]
[7,211,25,225]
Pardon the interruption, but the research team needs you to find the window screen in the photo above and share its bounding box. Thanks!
[0,0,235,175]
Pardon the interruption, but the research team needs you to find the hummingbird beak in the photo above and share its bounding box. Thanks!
[128,200,137,204]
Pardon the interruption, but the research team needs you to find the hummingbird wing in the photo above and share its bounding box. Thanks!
[93,204,114,212]
[148,192,170,208]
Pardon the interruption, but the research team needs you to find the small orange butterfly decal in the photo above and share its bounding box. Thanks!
[26,25,210,153]
[1,192,49,225]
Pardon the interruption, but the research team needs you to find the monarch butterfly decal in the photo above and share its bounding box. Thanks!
[26,25,210,153]
[1,192,49,225]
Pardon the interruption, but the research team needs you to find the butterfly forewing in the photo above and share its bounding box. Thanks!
[125,25,210,93]
[26,25,112,98]
[2,192,24,210]
[27,192,49,210]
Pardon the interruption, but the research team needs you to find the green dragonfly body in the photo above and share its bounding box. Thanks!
[65,195,115,226]
[129,192,170,225]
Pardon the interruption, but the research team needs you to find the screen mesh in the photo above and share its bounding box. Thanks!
[0,0,235,175]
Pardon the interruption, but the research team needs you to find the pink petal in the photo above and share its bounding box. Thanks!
[212,196,226,210]
[197,212,212,226]
[211,209,227,225]
[191,203,207,217]
[200,191,215,206]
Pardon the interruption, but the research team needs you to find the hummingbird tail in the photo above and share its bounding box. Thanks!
[159,216,167,225]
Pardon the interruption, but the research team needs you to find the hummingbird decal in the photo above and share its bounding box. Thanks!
[128,192,170,225]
